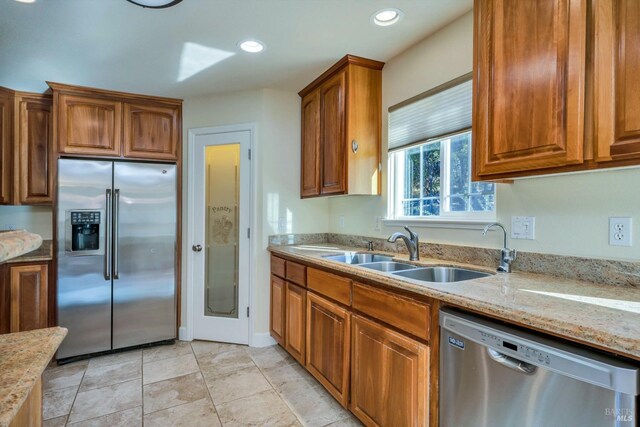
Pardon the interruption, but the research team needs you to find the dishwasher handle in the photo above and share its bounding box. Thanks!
[487,348,537,375]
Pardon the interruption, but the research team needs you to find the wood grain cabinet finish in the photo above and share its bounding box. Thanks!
[2,263,49,333]
[56,93,123,156]
[306,292,351,408]
[270,255,286,279]
[307,267,352,306]
[284,281,307,364]
[270,274,285,346]
[17,95,53,204]
[592,0,640,162]
[285,260,306,287]
[123,102,179,160]
[351,315,429,427]
[0,91,13,204]
[299,55,383,198]
[473,0,587,179]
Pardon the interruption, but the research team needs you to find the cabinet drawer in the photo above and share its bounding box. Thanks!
[352,282,430,341]
[285,260,306,287]
[307,268,351,306]
[271,255,286,279]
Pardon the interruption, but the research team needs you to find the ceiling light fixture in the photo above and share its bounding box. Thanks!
[14,0,36,3]
[371,8,404,26]
[238,40,265,53]
[126,0,183,9]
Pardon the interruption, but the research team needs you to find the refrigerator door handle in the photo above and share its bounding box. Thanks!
[105,189,112,280]
[114,189,120,279]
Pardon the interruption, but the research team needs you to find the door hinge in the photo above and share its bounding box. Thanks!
[248,149,251,160]
[247,228,251,238]
[246,306,250,317]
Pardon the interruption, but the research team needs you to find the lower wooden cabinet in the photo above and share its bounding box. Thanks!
[306,292,351,408]
[284,282,306,364]
[270,274,285,346]
[351,315,429,427]
[1,263,49,333]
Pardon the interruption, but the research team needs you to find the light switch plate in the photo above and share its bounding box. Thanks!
[511,216,535,240]
[338,215,345,229]
[609,217,632,246]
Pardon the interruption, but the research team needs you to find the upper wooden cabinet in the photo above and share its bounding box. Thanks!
[299,55,383,198]
[0,88,53,205]
[473,0,587,179]
[49,82,182,162]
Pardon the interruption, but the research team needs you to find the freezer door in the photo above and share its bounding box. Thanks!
[112,162,177,349]
[57,159,113,359]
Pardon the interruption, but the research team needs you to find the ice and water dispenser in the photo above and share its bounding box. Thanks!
[65,210,104,255]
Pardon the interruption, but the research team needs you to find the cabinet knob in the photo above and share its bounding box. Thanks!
[192,244,203,252]
[352,139,359,153]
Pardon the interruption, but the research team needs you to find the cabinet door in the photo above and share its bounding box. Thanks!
[473,0,587,178]
[593,0,640,161]
[8,264,48,333]
[351,315,429,427]
[301,89,321,197]
[284,281,306,364]
[123,102,180,160]
[17,96,53,204]
[320,71,347,195]
[270,274,285,346]
[57,93,122,156]
[0,92,12,205]
[306,292,351,407]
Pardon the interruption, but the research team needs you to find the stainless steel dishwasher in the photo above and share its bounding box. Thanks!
[440,308,639,427]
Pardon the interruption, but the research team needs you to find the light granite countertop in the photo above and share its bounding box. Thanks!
[0,327,67,427]
[0,240,53,265]
[270,244,640,361]
[0,230,43,264]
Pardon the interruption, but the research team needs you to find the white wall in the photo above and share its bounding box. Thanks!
[182,88,329,337]
[328,11,640,262]
[0,206,52,239]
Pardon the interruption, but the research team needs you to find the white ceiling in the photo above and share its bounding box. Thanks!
[0,0,472,99]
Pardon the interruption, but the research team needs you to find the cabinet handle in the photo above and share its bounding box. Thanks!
[351,140,359,153]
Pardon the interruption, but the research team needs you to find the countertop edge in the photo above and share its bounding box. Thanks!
[269,245,640,361]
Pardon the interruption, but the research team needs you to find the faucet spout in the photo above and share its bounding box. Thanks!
[482,222,516,273]
[387,226,420,261]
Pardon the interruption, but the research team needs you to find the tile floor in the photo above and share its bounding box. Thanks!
[42,341,362,427]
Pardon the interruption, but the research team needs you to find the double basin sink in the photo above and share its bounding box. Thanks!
[323,253,491,284]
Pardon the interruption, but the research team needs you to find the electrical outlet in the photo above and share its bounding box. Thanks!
[511,216,535,240]
[374,216,383,231]
[338,215,345,229]
[277,217,287,233]
[609,217,632,246]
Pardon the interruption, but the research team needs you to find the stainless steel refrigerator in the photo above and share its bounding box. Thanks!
[56,159,177,360]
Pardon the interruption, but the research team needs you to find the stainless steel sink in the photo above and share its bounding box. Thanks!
[358,261,417,272]
[392,266,491,283]
[323,252,393,264]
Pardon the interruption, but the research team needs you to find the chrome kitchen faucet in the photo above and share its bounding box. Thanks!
[388,226,420,261]
[482,222,517,273]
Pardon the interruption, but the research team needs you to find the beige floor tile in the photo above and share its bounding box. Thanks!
[68,379,142,424]
[216,389,301,427]
[198,347,255,380]
[88,350,142,369]
[262,360,318,392]
[67,406,142,427]
[248,345,296,371]
[324,414,364,426]
[143,341,193,364]
[143,371,208,414]
[191,340,246,357]
[143,352,199,385]
[143,398,220,427]
[80,359,141,391]
[279,383,349,427]
[43,415,67,427]
[206,365,272,405]
[43,362,87,391]
[43,385,78,420]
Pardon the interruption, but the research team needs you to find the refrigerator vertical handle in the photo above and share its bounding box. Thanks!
[114,189,120,279]
[105,189,112,280]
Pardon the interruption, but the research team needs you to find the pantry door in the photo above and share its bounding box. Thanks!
[190,129,251,344]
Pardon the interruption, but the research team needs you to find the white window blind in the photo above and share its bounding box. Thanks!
[388,73,472,151]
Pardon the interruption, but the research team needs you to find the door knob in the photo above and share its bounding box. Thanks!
[192,244,203,252]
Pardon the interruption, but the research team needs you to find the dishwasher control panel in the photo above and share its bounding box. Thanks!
[480,329,552,365]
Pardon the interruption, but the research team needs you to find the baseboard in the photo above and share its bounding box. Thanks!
[251,332,276,348]
[178,326,190,341]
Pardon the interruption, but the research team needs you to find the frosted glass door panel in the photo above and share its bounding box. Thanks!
[205,144,239,318]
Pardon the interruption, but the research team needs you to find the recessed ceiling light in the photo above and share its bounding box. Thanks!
[126,0,183,8]
[14,0,36,3]
[371,8,404,26]
[238,40,265,53]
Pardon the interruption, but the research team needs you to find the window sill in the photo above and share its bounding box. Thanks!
[382,218,495,230]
